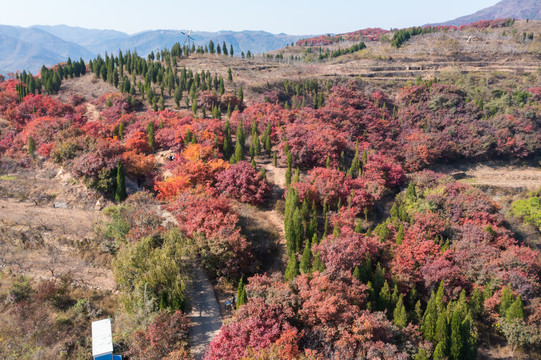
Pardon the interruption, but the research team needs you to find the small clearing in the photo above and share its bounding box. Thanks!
[434,163,541,191]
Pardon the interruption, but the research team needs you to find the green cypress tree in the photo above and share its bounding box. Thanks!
[223,120,233,158]
[405,181,417,199]
[293,207,304,252]
[159,292,168,310]
[372,262,385,294]
[462,312,477,360]
[312,251,324,273]
[353,266,362,282]
[450,309,463,360]
[393,295,408,328]
[396,224,405,245]
[414,348,428,360]
[391,283,399,309]
[28,136,36,156]
[435,310,449,354]
[238,87,244,104]
[236,278,247,309]
[285,165,292,187]
[300,239,313,274]
[285,254,299,281]
[390,203,399,219]
[118,121,125,140]
[433,342,446,360]
[470,287,484,318]
[234,139,244,162]
[366,281,376,305]
[147,121,155,150]
[436,281,445,314]
[411,299,423,324]
[499,286,515,316]
[378,280,391,313]
[506,295,524,321]
[115,161,127,202]
[422,291,437,341]
[237,121,246,147]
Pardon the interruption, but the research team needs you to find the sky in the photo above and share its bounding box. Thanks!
[0,0,500,35]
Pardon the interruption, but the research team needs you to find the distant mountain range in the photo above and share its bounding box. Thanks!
[0,25,305,74]
[437,0,541,26]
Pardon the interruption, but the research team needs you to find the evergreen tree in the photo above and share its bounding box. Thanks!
[229,44,234,57]
[396,224,405,245]
[372,262,385,293]
[236,278,247,309]
[422,291,437,341]
[285,254,299,281]
[234,140,244,162]
[393,295,408,328]
[237,121,246,147]
[228,67,233,81]
[238,87,244,104]
[348,145,360,178]
[411,300,423,324]
[147,121,155,150]
[300,239,313,274]
[433,342,446,360]
[223,120,233,158]
[506,295,524,321]
[414,348,428,360]
[312,252,324,273]
[499,286,515,316]
[115,161,127,202]
[362,149,368,167]
[405,181,417,199]
[470,287,484,318]
[435,311,449,354]
[436,281,445,314]
[118,121,125,140]
[353,266,362,282]
[462,312,477,360]
[285,165,292,187]
[377,280,392,313]
[173,86,182,107]
[450,309,463,360]
[27,136,36,156]
[293,207,304,252]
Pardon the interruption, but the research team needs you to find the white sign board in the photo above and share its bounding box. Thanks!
[92,318,113,357]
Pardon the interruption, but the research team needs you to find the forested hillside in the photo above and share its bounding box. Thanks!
[0,19,540,360]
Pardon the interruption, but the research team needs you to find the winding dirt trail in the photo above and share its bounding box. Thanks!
[254,158,288,274]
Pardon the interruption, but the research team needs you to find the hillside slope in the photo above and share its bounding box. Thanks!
[438,0,541,26]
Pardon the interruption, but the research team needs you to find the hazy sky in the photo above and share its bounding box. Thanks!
[1,0,500,35]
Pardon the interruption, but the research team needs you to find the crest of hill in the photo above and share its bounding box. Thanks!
[436,0,541,26]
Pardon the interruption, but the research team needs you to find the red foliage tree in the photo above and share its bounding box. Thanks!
[216,161,271,205]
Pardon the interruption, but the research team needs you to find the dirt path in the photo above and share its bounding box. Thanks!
[186,261,223,360]
[434,163,541,191]
[154,204,222,359]
[248,157,288,274]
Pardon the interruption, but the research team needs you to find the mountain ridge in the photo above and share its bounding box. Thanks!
[436,0,541,26]
[0,24,306,74]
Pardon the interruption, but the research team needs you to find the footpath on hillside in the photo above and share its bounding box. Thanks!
[126,177,223,359]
